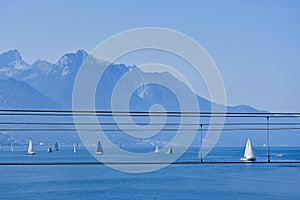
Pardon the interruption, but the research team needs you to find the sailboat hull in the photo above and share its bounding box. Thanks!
[240,157,256,162]
[27,152,36,155]
[95,152,104,155]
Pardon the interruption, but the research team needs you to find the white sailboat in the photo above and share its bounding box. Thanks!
[73,144,77,154]
[27,140,36,155]
[166,145,173,155]
[95,141,104,155]
[154,144,160,153]
[240,138,256,162]
[47,146,52,153]
[54,142,59,151]
[10,143,14,152]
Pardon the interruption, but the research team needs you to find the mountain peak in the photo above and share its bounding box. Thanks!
[57,49,88,63]
[0,49,30,78]
[76,49,88,58]
[0,49,22,63]
[50,49,88,76]
[0,49,90,78]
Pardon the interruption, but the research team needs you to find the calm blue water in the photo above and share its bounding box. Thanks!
[0,146,299,199]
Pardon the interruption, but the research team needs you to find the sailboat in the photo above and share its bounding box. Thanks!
[10,143,14,152]
[47,146,52,153]
[95,141,104,155]
[154,144,160,153]
[73,144,77,154]
[54,142,59,151]
[27,140,36,155]
[240,138,256,162]
[166,145,173,155]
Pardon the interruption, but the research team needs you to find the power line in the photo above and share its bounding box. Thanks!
[0,161,299,166]
[1,109,300,115]
[0,127,300,132]
[1,122,300,126]
[0,110,299,165]
[0,110,300,118]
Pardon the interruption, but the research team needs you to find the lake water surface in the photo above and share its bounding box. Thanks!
[0,146,299,199]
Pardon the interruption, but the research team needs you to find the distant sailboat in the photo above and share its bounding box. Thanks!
[54,142,59,151]
[154,144,160,153]
[10,143,14,152]
[73,144,77,154]
[166,145,172,155]
[47,146,52,153]
[95,141,104,155]
[27,140,36,155]
[240,138,256,162]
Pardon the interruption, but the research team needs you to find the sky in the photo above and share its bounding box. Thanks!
[0,0,300,112]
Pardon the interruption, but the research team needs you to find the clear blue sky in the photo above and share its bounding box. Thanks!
[0,0,299,112]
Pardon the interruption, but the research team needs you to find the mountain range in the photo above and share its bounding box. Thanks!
[0,49,298,147]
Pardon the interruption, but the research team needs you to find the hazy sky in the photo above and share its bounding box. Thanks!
[0,0,299,112]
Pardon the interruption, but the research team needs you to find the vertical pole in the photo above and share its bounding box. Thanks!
[200,124,203,163]
[267,116,270,163]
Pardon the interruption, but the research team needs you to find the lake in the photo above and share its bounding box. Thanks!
[0,146,299,199]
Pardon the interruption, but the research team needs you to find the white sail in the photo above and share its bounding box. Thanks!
[96,141,104,155]
[166,146,172,155]
[27,140,36,155]
[154,144,159,153]
[28,140,33,152]
[10,143,14,152]
[54,142,59,151]
[73,144,77,153]
[244,138,255,158]
[241,138,255,161]
[47,146,52,153]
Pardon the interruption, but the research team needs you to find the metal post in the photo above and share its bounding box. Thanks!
[200,124,203,163]
[267,116,270,163]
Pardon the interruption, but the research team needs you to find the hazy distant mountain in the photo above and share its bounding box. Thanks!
[0,49,88,107]
[0,50,31,78]
[0,49,298,147]
[0,49,215,111]
[0,78,61,109]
